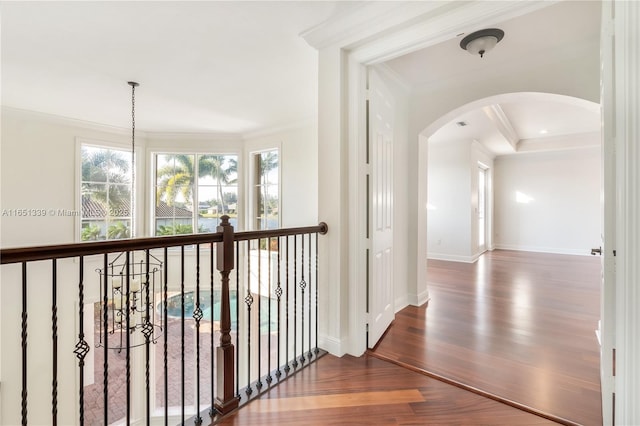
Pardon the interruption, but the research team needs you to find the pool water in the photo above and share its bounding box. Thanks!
[163,290,278,332]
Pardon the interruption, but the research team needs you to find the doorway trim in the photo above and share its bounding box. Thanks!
[317,1,564,357]
[308,0,638,422]
[477,162,489,254]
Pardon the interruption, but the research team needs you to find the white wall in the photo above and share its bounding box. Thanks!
[0,108,319,425]
[0,108,318,243]
[427,139,494,262]
[493,147,601,255]
[1,108,140,247]
[427,139,472,261]
[411,45,599,281]
[243,124,318,228]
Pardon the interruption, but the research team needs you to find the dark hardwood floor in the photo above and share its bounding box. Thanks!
[218,250,601,425]
[371,250,602,426]
[218,354,558,425]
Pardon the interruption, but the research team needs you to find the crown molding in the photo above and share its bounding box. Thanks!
[2,105,314,144]
[503,131,601,155]
[353,0,558,65]
[483,104,519,150]
[2,106,249,142]
[300,0,557,64]
[2,106,135,137]
[144,131,242,142]
[300,2,444,50]
[242,118,315,140]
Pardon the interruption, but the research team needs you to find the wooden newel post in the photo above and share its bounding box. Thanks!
[214,215,239,415]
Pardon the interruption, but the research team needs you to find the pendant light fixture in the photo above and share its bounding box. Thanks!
[96,80,164,351]
[128,81,139,238]
[460,28,505,58]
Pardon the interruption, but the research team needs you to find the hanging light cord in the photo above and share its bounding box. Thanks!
[128,81,139,238]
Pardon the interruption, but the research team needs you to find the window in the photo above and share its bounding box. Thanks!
[252,150,279,230]
[154,153,238,235]
[81,145,133,241]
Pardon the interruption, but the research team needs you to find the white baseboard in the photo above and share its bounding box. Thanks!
[409,288,429,307]
[398,289,430,310]
[493,244,592,256]
[426,252,480,263]
[318,334,346,357]
[394,294,409,314]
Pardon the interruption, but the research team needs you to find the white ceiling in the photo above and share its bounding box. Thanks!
[383,0,602,156]
[384,1,601,90]
[1,1,358,134]
[2,1,602,151]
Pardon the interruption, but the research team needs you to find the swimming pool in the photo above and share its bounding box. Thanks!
[163,290,278,332]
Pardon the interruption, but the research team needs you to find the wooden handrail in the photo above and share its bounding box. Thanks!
[233,222,328,241]
[0,222,328,265]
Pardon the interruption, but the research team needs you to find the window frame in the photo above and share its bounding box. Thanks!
[248,147,281,231]
[77,138,137,242]
[150,149,242,236]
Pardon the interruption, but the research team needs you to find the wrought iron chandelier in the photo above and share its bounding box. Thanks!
[96,253,164,350]
[95,81,163,350]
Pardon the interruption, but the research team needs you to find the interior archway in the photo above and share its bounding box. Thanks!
[410,91,602,423]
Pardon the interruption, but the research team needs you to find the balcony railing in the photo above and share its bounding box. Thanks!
[0,216,327,425]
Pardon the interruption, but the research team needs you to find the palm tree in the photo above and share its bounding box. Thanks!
[155,154,195,207]
[156,224,191,236]
[81,223,102,241]
[199,155,236,215]
[107,221,130,239]
[155,154,236,234]
[156,223,206,236]
[82,147,130,182]
[81,147,131,209]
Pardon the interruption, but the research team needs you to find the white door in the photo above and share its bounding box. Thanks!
[367,69,395,348]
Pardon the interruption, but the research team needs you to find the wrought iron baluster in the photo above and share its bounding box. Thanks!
[299,234,306,365]
[180,245,185,424]
[284,236,290,374]
[308,233,313,360]
[266,237,273,385]
[275,237,282,378]
[163,247,168,426]
[52,259,58,426]
[102,254,109,426]
[256,239,262,391]
[210,242,215,418]
[315,232,319,355]
[245,242,253,396]
[125,253,131,425]
[21,262,28,426]
[292,235,298,369]
[193,244,203,425]
[144,250,151,426]
[74,257,90,426]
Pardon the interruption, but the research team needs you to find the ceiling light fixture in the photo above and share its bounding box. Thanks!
[460,28,504,58]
